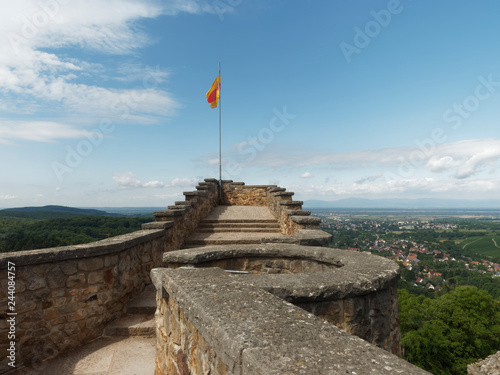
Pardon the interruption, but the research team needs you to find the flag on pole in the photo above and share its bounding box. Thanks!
[206,75,220,108]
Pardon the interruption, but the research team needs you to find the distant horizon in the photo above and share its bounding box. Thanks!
[3,197,500,212]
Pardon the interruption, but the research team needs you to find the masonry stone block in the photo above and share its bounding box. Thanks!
[79,257,104,271]
[67,273,86,288]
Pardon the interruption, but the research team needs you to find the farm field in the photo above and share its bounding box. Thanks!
[460,235,500,259]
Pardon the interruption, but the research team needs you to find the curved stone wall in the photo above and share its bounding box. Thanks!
[151,259,430,374]
[162,243,401,355]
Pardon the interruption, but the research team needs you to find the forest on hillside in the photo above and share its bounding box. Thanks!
[0,215,152,252]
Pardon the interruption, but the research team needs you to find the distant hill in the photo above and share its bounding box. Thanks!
[0,205,121,219]
[303,198,500,210]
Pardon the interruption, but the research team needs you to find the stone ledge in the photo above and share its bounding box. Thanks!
[151,267,429,375]
[175,201,197,207]
[153,209,185,217]
[290,216,321,225]
[272,191,294,197]
[262,229,332,247]
[160,244,398,302]
[183,190,208,197]
[285,210,311,216]
[142,221,174,230]
[163,243,343,268]
[0,229,166,269]
[279,200,303,206]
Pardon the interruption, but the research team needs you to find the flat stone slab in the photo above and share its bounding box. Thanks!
[103,314,156,337]
[12,336,156,375]
[127,284,157,315]
[202,205,277,221]
[184,232,283,246]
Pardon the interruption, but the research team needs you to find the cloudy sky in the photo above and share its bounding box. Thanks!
[1,0,499,208]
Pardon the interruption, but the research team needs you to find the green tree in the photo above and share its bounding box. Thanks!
[400,287,500,375]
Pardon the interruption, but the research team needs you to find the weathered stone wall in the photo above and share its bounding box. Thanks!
[154,291,230,375]
[161,243,400,356]
[151,266,431,375]
[153,178,219,251]
[296,280,401,355]
[221,182,270,206]
[0,229,166,374]
[468,350,500,375]
[0,178,221,374]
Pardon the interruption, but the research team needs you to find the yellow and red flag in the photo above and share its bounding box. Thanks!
[206,75,220,108]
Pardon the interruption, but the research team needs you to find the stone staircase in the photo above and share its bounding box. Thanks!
[103,284,156,338]
[182,206,283,248]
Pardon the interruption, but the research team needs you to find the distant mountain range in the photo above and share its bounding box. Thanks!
[303,198,500,210]
[0,205,162,219]
[0,205,121,219]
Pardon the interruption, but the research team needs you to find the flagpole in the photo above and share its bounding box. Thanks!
[218,61,222,203]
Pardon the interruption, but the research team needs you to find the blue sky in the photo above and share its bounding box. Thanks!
[1,0,500,208]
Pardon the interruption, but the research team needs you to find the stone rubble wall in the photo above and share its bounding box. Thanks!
[151,266,431,375]
[0,178,221,374]
[221,182,270,206]
[468,350,500,375]
[153,178,220,251]
[220,181,322,236]
[0,229,166,374]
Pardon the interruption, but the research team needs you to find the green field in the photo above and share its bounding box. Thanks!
[460,235,500,259]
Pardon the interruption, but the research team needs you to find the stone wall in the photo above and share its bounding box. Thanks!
[153,178,220,251]
[221,182,270,206]
[161,243,401,356]
[0,229,166,374]
[221,181,323,237]
[0,178,222,374]
[151,265,431,375]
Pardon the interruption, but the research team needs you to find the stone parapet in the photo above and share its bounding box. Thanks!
[154,179,219,252]
[151,262,431,375]
[221,182,272,206]
[0,228,167,373]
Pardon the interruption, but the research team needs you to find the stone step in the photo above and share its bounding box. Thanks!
[198,222,280,229]
[103,314,155,337]
[200,219,278,224]
[127,284,157,315]
[182,232,283,247]
[197,227,281,233]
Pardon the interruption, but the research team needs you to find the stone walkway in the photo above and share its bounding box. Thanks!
[12,286,157,375]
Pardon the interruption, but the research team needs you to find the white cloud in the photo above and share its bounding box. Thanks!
[0,121,95,143]
[113,172,165,189]
[170,178,199,187]
[0,195,18,200]
[113,173,199,190]
[226,138,500,180]
[293,176,500,201]
[300,172,313,179]
[0,0,216,141]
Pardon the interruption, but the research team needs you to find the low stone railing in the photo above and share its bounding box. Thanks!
[0,178,221,373]
[0,228,167,373]
[151,244,431,375]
